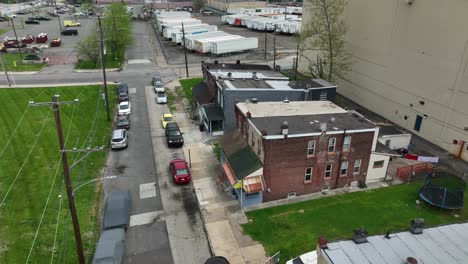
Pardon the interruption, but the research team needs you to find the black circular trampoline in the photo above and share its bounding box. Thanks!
[419,172,466,210]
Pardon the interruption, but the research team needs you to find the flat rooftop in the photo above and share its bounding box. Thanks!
[209,70,287,80]
[237,101,347,117]
[237,101,376,135]
[323,223,468,264]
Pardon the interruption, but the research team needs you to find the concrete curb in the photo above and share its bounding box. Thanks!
[8,71,39,75]
[0,82,103,88]
[74,68,121,73]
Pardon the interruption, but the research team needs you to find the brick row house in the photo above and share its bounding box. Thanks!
[219,101,380,205]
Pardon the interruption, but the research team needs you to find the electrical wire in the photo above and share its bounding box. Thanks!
[25,100,78,263]
[50,194,63,264]
[0,104,30,160]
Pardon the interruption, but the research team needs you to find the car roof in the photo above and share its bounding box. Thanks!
[119,101,129,106]
[112,129,125,138]
[163,113,172,117]
[92,228,125,263]
[165,122,178,129]
[172,160,187,169]
[103,191,130,230]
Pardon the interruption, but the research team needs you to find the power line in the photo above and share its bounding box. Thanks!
[0,104,30,160]
[0,106,52,208]
[26,101,78,263]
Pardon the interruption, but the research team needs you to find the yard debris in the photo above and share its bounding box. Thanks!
[298,209,304,213]
[416,200,420,205]
[454,214,460,218]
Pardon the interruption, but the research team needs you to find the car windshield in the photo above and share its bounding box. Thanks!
[176,169,188,175]
[118,119,129,125]
[157,92,166,97]
[112,137,123,143]
[119,93,127,98]
[169,130,181,136]
[164,117,173,122]
[120,104,129,110]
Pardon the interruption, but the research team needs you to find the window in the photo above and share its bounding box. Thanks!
[328,138,336,152]
[287,192,296,198]
[354,160,361,173]
[304,167,313,182]
[373,160,385,168]
[307,140,315,156]
[245,192,259,199]
[325,164,332,178]
[343,136,351,150]
[340,161,348,176]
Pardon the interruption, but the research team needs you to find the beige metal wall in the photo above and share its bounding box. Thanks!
[206,0,267,12]
[301,0,468,160]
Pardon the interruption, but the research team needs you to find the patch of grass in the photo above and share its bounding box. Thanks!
[0,85,116,263]
[1,53,45,72]
[0,29,9,35]
[75,54,123,70]
[165,89,177,112]
[179,78,203,102]
[242,181,468,263]
[213,142,221,161]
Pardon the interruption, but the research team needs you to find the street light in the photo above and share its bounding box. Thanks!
[72,175,117,196]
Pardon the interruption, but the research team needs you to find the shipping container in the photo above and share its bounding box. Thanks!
[193,35,244,53]
[211,37,258,55]
[158,18,202,31]
[163,23,209,39]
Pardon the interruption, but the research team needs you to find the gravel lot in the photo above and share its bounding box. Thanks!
[155,14,298,65]
[0,8,96,65]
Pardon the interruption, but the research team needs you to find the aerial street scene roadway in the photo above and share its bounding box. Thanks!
[1,0,468,264]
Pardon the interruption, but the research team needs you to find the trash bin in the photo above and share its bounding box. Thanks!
[199,124,205,131]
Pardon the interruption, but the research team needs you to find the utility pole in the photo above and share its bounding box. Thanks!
[182,22,189,77]
[0,52,11,87]
[273,36,276,70]
[294,41,299,80]
[57,15,62,32]
[29,96,105,264]
[97,16,111,121]
[10,18,22,58]
[264,30,267,60]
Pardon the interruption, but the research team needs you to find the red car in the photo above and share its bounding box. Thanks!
[21,35,35,44]
[170,159,191,184]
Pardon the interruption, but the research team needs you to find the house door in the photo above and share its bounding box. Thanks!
[414,115,423,132]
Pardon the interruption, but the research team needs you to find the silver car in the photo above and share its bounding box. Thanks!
[156,91,167,104]
[111,129,128,149]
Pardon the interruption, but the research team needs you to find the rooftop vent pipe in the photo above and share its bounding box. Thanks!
[410,218,424,234]
[352,228,368,244]
[281,121,288,135]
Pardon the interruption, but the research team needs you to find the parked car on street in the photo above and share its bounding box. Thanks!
[116,115,130,130]
[0,16,6,22]
[50,38,61,47]
[165,122,184,147]
[153,76,164,93]
[156,91,167,104]
[161,113,174,128]
[4,39,25,48]
[117,82,128,94]
[25,18,40,24]
[103,190,130,230]
[48,11,58,16]
[61,29,78,36]
[169,158,191,184]
[6,13,17,18]
[73,12,85,17]
[118,92,129,102]
[118,101,131,116]
[16,10,28,15]
[32,16,51,21]
[21,35,35,44]
[92,228,125,264]
[110,129,128,149]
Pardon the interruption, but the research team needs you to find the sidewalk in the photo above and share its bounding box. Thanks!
[166,80,268,264]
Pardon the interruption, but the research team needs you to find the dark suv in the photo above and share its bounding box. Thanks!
[165,122,184,147]
[117,82,128,95]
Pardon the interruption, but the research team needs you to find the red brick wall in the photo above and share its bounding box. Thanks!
[262,132,375,202]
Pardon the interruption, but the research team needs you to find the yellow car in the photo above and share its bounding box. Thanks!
[64,20,81,27]
[161,113,175,128]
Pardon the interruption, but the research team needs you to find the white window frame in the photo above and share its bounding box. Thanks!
[328,137,336,152]
[353,159,361,174]
[304,167,313,182]
[340,161,348,176]
[325,164,332,178]
[343,136,351,151]
[307,140,315,156]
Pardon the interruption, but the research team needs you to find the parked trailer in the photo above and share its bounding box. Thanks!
[172,25,218,44]
[193,35,244,53]
[246,17,269,30]
[211,37,258,55]
[239,16,263,27]
[159,19,202,31]
[278,21,302,34]
[155,11,191,19]
[163,23,209,39]
[183,31,232,50]
[221,13,249,24]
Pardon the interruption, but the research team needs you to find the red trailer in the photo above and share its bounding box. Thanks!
[36,33,48,43]
[21,35,35,44]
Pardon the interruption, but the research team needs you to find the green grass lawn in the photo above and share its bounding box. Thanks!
[0,85,116,263]
[242,181,468,263]
[179,77,203,102]
[1,53,45,72]
[0,29,9,35]
[75,54,124,70]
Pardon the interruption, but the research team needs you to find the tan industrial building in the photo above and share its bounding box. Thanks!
[206,0,267,12]
[300,0,468,161]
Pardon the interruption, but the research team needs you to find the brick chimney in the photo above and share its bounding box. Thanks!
[246,111,251,119]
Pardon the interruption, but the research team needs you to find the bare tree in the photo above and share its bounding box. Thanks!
[76,32,100,65]
[299,0,351,82]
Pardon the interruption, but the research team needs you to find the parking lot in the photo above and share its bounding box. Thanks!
[0,8,96,65]
[156,14,299,65]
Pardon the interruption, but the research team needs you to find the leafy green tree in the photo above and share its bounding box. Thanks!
[76,31,100,65]
[299,0,351,82]
[102,3,133,61]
